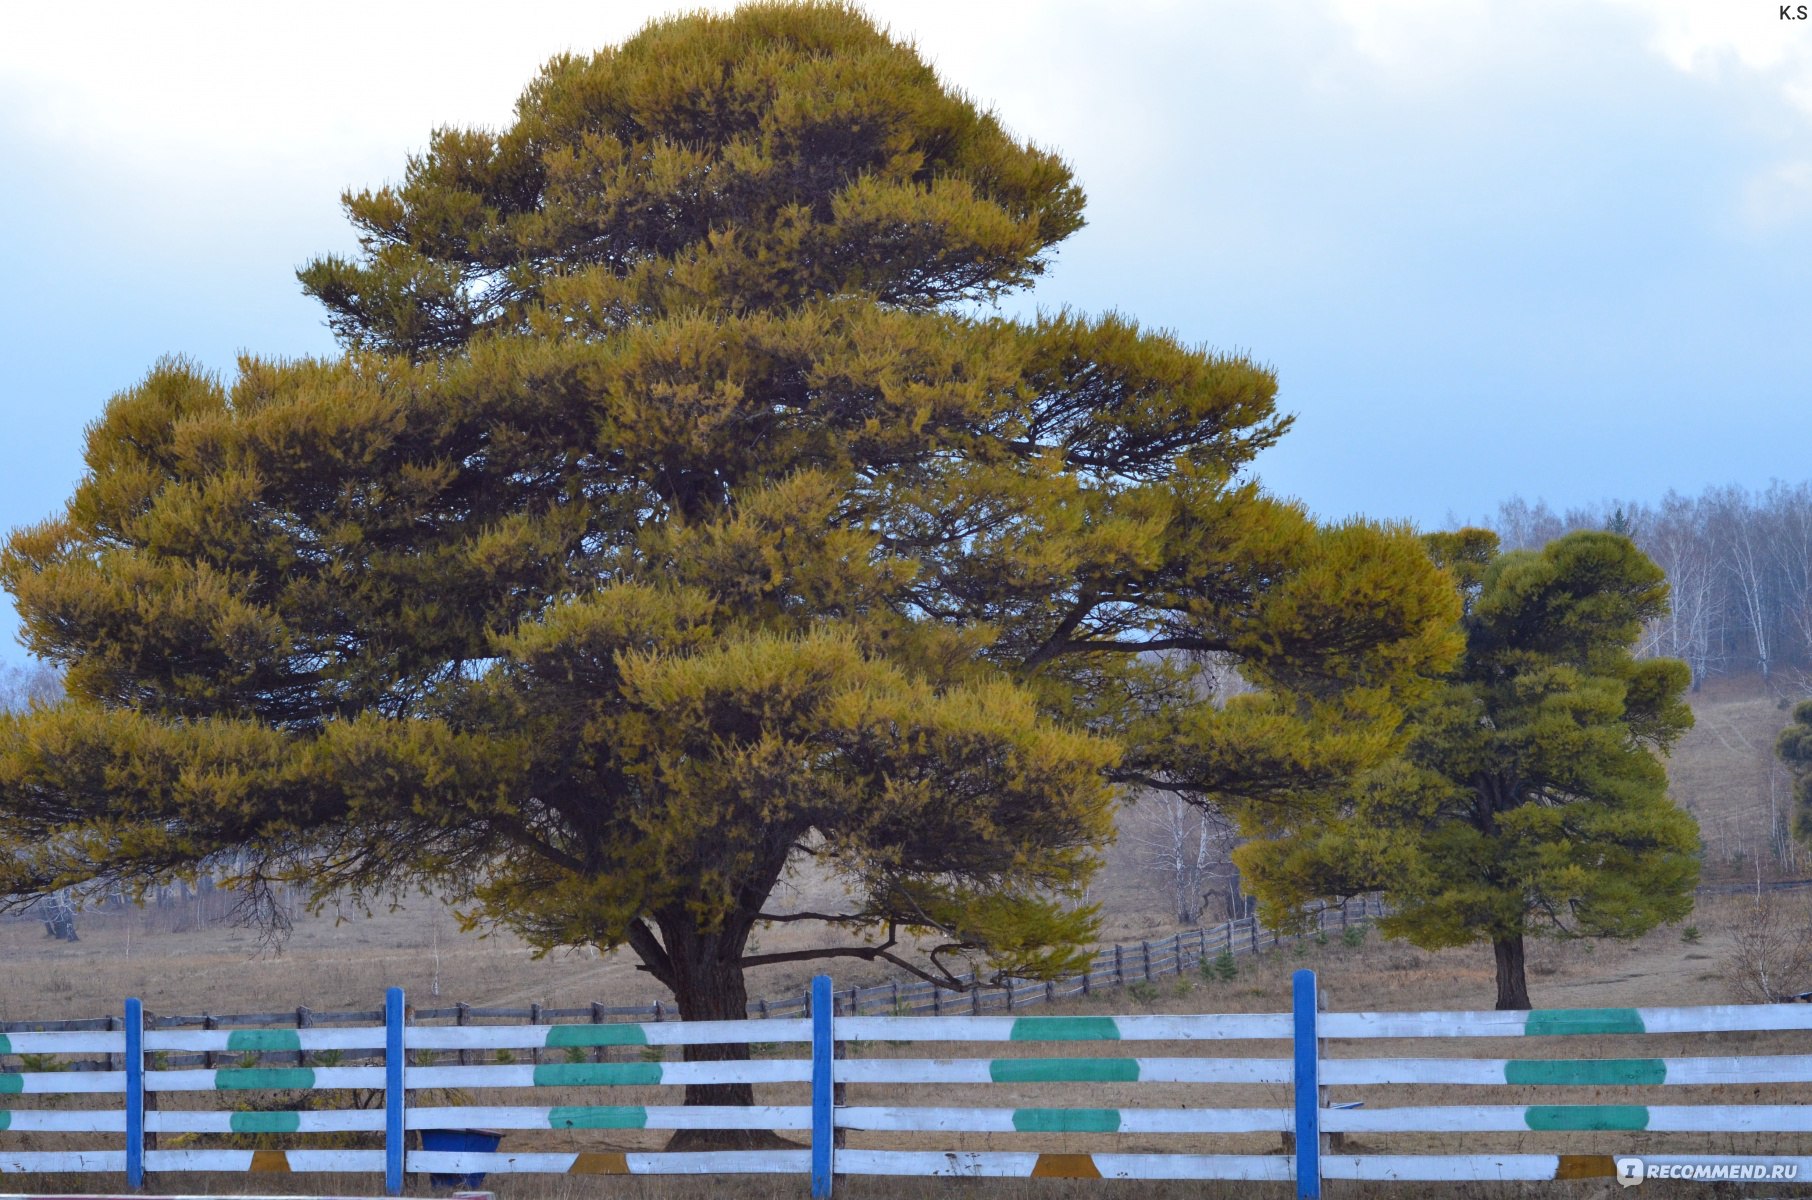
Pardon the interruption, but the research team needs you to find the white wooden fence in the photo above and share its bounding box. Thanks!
[2,969,1809,1198]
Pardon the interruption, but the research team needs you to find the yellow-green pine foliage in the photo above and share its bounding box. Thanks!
[1238,529,1699,1008]
[1,4,1458,1028]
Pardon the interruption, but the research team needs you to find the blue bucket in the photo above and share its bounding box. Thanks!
[420,1128,504,1188]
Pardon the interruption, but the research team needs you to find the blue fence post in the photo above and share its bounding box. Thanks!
[810,974,834,1199]
[124,997,144,1190]
[385,986,406,1197]
[1292,968,1321,1200]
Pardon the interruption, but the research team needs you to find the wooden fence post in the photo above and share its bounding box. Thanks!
[142,1010,160,1153]
[456,1002,470,1066]
[530,1003,543,1065]
[296,1006,312,1067]
[591,1002,607,1063]
[1142,940,1153,983]
[1114,943,1124,987]
[202,1013,216,1070]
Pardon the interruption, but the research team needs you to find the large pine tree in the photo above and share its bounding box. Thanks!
[1,3,1458,1119]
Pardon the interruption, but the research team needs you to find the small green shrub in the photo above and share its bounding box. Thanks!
[1126,982,1159,1005]
[1201,950,1237,982]
[1681,925,1702,944]
[1341,926,1367,949]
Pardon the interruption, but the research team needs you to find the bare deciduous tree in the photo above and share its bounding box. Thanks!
[1722,897,1812,1003]
[1129,793,1236,925]
[1634,491,1722,689]
[1766,481,1812,670]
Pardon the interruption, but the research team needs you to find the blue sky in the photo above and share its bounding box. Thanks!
[3,1,1811,664]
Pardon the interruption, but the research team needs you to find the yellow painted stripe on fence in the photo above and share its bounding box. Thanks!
[570,1151,631,1175]
[249,1150,292,1173]
[1556,1155,1617,1179]
[1030,1153,1102,1179]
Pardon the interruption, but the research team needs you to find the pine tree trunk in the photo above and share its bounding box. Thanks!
[650,913,801,1151]
[1493,934,1531,1010]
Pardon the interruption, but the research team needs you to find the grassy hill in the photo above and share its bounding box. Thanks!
[1664,673,1807,885]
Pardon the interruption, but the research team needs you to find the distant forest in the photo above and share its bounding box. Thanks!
[1488,482,1812,690]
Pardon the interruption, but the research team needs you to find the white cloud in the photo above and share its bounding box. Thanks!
[0,3,709,171]
[1325,0,1510,86]
[1606,0,1801,81]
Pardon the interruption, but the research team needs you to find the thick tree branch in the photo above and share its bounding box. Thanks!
[737,924,974,991]
[626,918,675,990]
[1022,592,1099,670]
[1046,636,1227,658]
[755,910,872,924]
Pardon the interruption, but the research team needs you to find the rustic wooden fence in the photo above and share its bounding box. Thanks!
[2,968,1809,1197]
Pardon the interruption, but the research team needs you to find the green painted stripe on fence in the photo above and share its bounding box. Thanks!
[1012,1108,1122,1133]
[1524,1105,1650,1132]
[548,1105,649,1130]
[227,1030,303,1053]
[532,1062,663,1088]
[0,1111,10,1131]
[230,1111,303,1134]
[214,1068,317,1090]
[0,1076,20,1095]
[1523,1009,1645,1036]
[989,1058,1140,1084]
[0,1035,10,1055]
[545,1025,649,1049]
[1504,1059,1666,1087]
[1009,1017,1120,1042]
